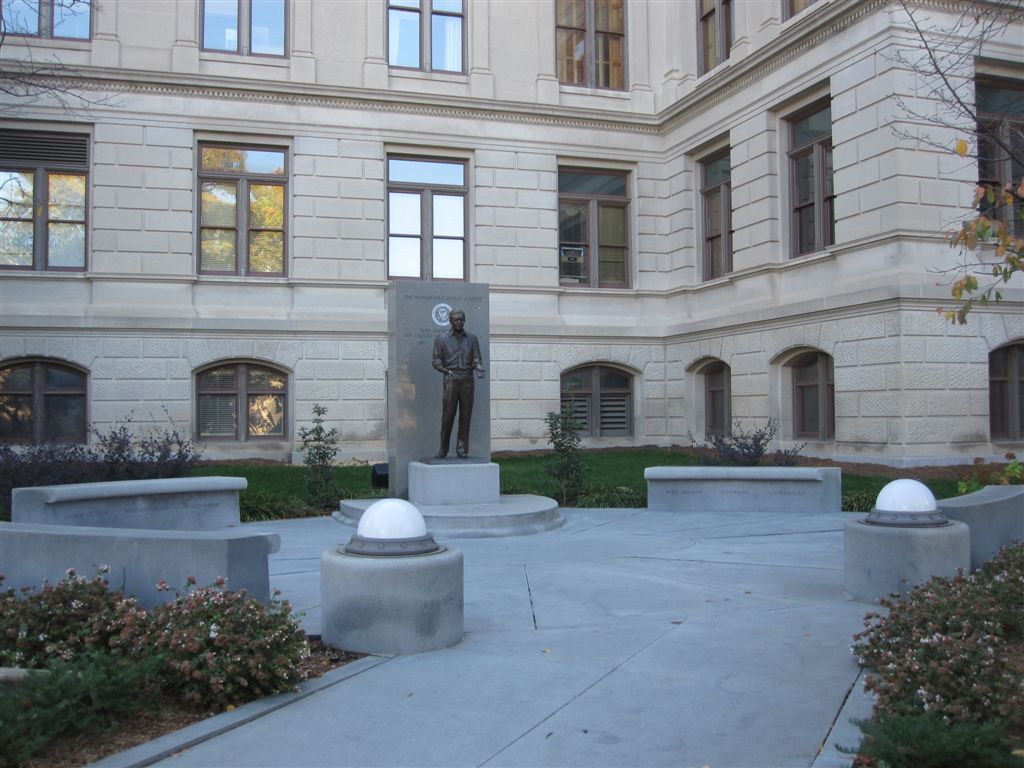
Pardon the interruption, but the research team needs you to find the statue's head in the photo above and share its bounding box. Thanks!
[449,309,466,329]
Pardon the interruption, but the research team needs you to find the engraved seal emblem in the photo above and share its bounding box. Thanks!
[431,303,452,328]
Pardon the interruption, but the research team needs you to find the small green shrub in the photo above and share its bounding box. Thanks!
[958,453,1023,495]
[842,490,877,513]
[299,403,340,510]
[544,396,585,505]
[853,544,1024,739]
[0,652,162,767]
[240,490,318,521]
[851,712,1023,768]
[0,568,149,668]
[576,485,646,508]
[499,481,544,496]
[145,579,308,709]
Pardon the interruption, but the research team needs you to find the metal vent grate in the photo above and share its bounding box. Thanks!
[0,130,89,166]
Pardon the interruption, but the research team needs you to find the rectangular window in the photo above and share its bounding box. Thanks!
[698,0,732,76]
[388,0,464,73]
[788,102,834,257]
[556,0,625,90]
[976,80,1024,238]
[784,0,818,20]
[1,130,88,271]
[2,0,91,38]
[558,168,629,288]
[701,149,732,280]
[387,156,467,280]
[198,144,287,276]
[202,0,286,56]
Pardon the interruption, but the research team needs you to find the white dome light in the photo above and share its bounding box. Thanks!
[875,479,937,513]
[357,498,428,540]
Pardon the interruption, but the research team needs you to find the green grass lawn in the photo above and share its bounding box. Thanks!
[195,448,963,511]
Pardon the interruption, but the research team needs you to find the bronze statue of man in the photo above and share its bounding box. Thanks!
[432,309,485,458]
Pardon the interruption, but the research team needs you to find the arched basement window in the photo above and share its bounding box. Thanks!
[561,364,633,437]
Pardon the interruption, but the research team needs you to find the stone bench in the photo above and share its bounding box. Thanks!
[0,522,280,608]
[937,485,1024,570]
[644,466,842,514]
[12,476,246,530]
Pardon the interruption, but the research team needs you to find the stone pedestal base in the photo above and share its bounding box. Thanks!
[843,520,970,603]
[320,546,463,655]
[409,461,499,505]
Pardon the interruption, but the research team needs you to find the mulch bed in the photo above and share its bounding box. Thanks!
[21,639,363,768]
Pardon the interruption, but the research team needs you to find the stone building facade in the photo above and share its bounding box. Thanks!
[1,0,1022,466]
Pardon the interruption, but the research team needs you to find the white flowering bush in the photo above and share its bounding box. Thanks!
[852,544,1024,741]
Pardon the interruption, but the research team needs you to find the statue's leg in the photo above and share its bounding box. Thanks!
[456,381,474,458]
[437,378,457,457]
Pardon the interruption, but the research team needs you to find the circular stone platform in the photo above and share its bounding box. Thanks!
[335,494,564,538]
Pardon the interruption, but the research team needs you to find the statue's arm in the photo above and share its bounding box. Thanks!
[472,335,486,376]
[432,337,447,374]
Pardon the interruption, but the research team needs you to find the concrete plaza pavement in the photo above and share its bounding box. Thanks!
[97,508,876,768]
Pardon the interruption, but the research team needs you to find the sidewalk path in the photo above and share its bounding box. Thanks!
[97,509,874,768]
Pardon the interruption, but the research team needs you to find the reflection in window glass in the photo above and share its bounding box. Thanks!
[389,8,421,67]
[431,13,462,72]
[558,168,629,287]
[250,0,285,55]
[388,159,464,186]
[53,0,90,38]
[389,192,421,235]
[203,0,239,51]
[0,361,86,443]
[2,0,41,35]
[432,195,463,237]
[197,363,288,441]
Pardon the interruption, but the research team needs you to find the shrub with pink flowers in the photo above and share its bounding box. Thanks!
[0,568,149,668]
[852,543,1024,744]
[144,577,309,709]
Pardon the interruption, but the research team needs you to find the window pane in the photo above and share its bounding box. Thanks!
[559,201,587,242]
[562,369,589,392]
[706,237,723,279]
[2,0,40,35]
[793,106,831,147]
[250,184,283,229]
[202,181,237,226]
[705,188,722,237]
[389,192,421,235]
[432,14,462,72]
[432,238,464,279]
[249,231,283,273]
[598,246,626,285]
[248,394,284,436]
[600,367,630,389]
[799,386,819,434]
[201,147,285,175]
[556,28,586,86]
[976,84,1024,116]
[199,395,238,437]
[705,155,730,186]
[595,33,623,90]
[0,366,32,391]
[433,195,464,237]
[388,159,464,186]
[53,0,91,38]
[251,0,284,55]
[433,0,461,12]
[598,205,626,246]
[203,0,239,51]
[701,14,716,71]
[595,0,624,34]
[1,171,34,219]
[201,229,237,271]
[200,367,236,390]
[796,205,816,254]
[249,368,286,389]
[559,171,626,197]
[48,222,86,268]
[49,174,86,221]
[556,0,586,27]
[793,153,814,204]
[388,236,421,277]
[389,8,420,67]
[45,366,84,389]
[0,222,34,266]
[43,394,84,441]
[0,395,33,439]
[242,149,286,175]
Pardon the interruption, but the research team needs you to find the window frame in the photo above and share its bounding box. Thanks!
[989,342,1024,442]
[1,0,92,39]
[195,362,288,442]
[788,100,835,258]
[200,0,288,58]
[697,0,732,77]
[0,359,88,444]
[555,0,626,91]
[783,0,819,21]
[386,154,468,281]
[700,148,732,280]
[387,0,466,74]
[1,129,90,273]
[197,142,288,278]
[558,167,630,289]
[975,79,1024,238]
[790,350,834,440]
[560,364,634,438]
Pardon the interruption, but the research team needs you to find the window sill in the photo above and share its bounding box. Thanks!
[199,52,290,68]
[558,84,630,99]
[388,68,468,84]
